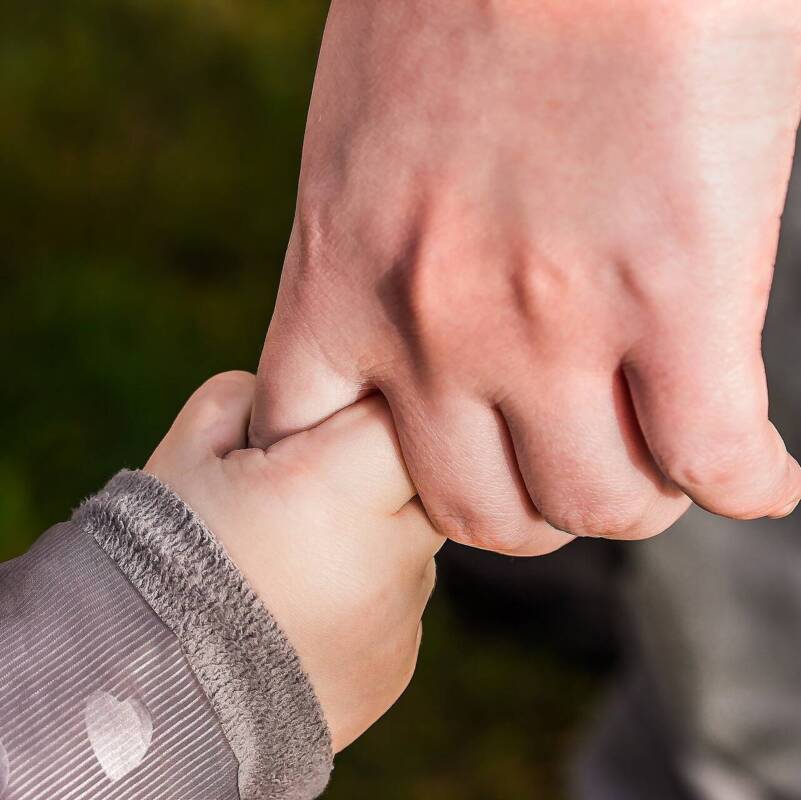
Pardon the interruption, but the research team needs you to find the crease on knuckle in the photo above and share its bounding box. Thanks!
[663,446,751,496]
[542,502,646,540]
[428,508,531,553]
[660,444,780,518]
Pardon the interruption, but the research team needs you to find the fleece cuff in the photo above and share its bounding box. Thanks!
[73,469,333,800]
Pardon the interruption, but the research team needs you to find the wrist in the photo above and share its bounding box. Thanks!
[74,470,333,800]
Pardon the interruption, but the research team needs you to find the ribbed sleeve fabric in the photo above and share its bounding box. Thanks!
[73,470,333,800]
[0,522,240,800]
[0,470,333,800]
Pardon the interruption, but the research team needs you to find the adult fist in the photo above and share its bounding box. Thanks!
[252,0,801,554]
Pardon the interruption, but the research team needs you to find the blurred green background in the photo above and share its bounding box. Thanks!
[0,2,605,795]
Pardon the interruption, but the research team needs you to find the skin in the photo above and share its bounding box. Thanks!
[146,372,443,752]
[252,0,801,555]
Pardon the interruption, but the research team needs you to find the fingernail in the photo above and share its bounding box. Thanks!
[771,499,800,519]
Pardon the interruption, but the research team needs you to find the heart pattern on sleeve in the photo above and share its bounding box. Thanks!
[84,690,154,782]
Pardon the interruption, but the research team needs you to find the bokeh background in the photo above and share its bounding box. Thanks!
[0,2,627,795]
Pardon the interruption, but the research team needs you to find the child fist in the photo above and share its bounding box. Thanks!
[145,371,443,752]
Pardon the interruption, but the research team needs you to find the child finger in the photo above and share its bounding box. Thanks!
[166,371,256,460]
[266,394,418,513]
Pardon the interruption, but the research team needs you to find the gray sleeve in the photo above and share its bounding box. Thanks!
[0,470,333,800]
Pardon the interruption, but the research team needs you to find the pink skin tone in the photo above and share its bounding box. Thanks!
[252,0,801,554]
[146,372,443,752]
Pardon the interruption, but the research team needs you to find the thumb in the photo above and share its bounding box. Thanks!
[250,292,362,449]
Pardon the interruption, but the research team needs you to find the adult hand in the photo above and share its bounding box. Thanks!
[252,0,801,555]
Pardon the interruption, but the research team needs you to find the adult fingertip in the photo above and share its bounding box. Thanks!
[668,444,801,521]
[766,454,801,518]
[770,498,801,519]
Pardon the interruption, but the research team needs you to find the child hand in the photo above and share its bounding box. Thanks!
[145,371,443,752]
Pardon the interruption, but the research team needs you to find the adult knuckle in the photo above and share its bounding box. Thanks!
[662,444,750,493]
[542,500,647,540]
[665,451,785,519]
[427,508,480,543]
[402,254,458,347]
[428,506,533,553]
[512,254,574,325]
[387,243,493,371]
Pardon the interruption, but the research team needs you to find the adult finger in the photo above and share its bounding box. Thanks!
[501,368,691,539]
[381,383,575,556]
[625,330,801,519]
